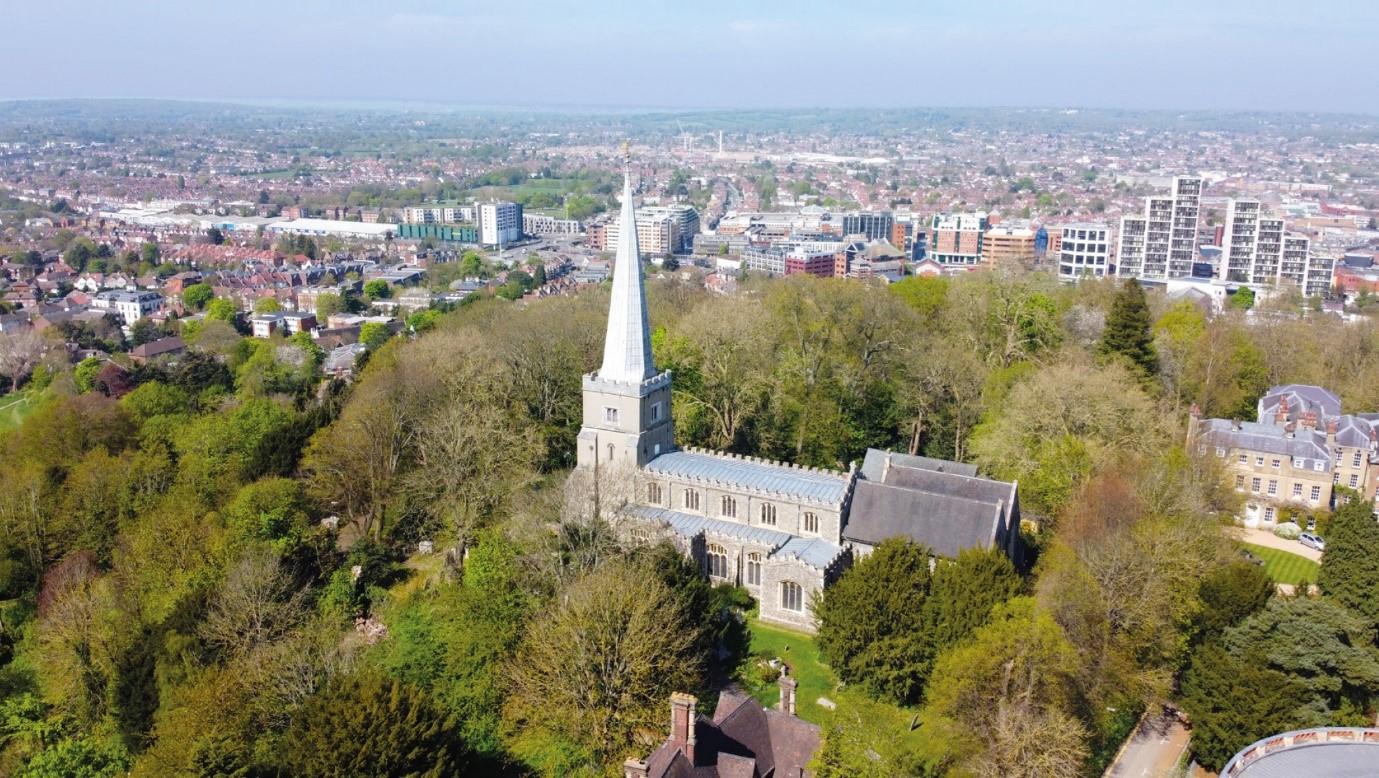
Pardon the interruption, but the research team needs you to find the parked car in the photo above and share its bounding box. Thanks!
[1299,533,1326,551]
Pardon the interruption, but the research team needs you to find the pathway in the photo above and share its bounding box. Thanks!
[1106,711,1190,777]
[1231,526,1321,562]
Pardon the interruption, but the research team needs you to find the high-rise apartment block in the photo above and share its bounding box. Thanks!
[402,206,475,225]
[478,201,523,246]
[1218,199,1334,297]
[1117,175,1202,280]
[930,212,989,265]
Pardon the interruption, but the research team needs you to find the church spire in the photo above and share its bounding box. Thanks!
[597,143,656,383]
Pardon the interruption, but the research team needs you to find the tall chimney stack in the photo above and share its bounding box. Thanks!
[1327,418,1338,446]
[669,693,697,763]
[778,670,798,717]
[1275,397,1289,425]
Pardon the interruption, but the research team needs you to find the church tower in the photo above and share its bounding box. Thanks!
[576,146,674,471]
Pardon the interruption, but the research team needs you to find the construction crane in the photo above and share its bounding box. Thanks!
[675,119,693,153]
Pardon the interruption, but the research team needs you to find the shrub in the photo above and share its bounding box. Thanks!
[1272,522,1301,540]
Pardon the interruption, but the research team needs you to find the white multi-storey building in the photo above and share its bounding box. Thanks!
[523,213,582,236]
[1218,199,1334,297]
[478,202,522,247]
[93,289,164,325]
[1055,222,1113,281]
[604,205,699,256]
[1118,175,1202,280]
[402,206,473,225]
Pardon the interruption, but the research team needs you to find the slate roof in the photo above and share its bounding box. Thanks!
[843,448,1017,557]
[1197,419,1331,467]
[1333,415,1378,451]
[859,448,978,481]
[643,691,820,778]
[627,505,794,548]
[774,536,848,570]
[844,480,1005,556]
[1258,384,1341,424]
[645,449,850,505]
[130,336,184,359]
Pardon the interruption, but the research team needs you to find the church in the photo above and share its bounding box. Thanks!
[576,161,1023,631]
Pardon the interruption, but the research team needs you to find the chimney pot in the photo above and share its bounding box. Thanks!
[669,693,697,763]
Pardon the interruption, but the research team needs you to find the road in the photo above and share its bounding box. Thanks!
[1231,526,1321,562]
[1107,712,1190,777]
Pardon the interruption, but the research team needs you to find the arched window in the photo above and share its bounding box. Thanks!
[707,544,728,579]
[684,489,701,511]
[629,527,652,544]
[721,496,737,518]
[607,443,615,462]
[647,483,662,504]
[803,512,819,533]
[746,552,761,586]
[780,580,803,612]
[760,503,777,526]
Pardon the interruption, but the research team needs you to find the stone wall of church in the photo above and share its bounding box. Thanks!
[640,474,844,544]
[758,557,826,632]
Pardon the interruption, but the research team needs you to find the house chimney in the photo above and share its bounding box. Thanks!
[1301,410,1318,430]
[669,693,697,763]
[1186,403,1203,448]
[778,670,798,717]
[1327,419,1338,446]
[1275,397,1289,425]
[623,758,649,778]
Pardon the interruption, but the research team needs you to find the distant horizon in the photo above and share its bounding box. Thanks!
[6,1,1377,115]
[2,95,1378,120]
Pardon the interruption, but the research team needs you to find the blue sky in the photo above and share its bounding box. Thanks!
[5,0,1376,112]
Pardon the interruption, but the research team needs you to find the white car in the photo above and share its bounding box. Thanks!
[1299,533,1326,552]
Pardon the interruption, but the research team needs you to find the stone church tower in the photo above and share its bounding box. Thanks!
[576,153,675,471]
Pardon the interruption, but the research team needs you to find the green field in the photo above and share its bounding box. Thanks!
[744,619,837,724]
[0,388,38,435]
[1242,543,1319,586]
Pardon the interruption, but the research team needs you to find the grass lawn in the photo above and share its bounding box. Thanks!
[744,619,837,724]
[0,388,39,435]
[1242,542,1319,585]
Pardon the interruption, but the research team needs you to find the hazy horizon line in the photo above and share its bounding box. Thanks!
[3,95,1378,120]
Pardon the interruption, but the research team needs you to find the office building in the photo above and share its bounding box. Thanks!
[1054,223,1113,281]
[842,211,894,242]
[643,205,700,253]
[930,212,989,266]
[1117,175,1202,280]
[983,224,1036,267]
[606,211,675,257]
[478,201,523,247]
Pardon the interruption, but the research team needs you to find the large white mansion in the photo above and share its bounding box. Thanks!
[575,165,1024,631]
